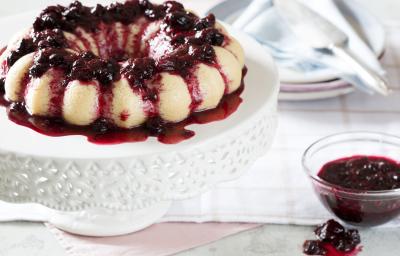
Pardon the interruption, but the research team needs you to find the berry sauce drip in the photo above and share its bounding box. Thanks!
[0,77,5,94]
[303,219,362,256]
[0,68,246,145]
[318,155,400,191]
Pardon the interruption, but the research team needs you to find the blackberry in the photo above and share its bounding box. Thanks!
[162,1,184,13]
[189,45,215,63]
[303,240,327,255]
[195,28,224,46]
[194,14,216,31]
[9,102,25,113]
[314,219,345,242]
[33,5,65,31]
[145,118,166,135]
[92,118,112,134]
[7,38,35,67]
[165,11,195,31]
[93,59,121,85]
[122,57,156,87]
[0,78,5,94]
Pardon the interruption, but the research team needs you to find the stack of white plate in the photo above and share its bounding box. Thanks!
[207,0,385,101]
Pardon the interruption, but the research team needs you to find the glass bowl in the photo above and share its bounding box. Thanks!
[302,131,400,227]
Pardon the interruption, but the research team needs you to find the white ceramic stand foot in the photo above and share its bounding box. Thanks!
[49,201,172,236]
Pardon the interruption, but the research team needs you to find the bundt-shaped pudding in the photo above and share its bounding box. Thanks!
[0,0,245,144]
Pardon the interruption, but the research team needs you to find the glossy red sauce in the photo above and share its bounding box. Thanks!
[315,155,400,226]
[318,155,400,191]
[0,69,245,145]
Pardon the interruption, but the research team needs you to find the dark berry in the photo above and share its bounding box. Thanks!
[189,45,215,62]
[158,55,193,76]
[29,65,46,78]
[92,118,112,134]
[332,236,358,253]
[33,29,67,49]
[314,219,345,242]
[138,0,162,20]
[171,34,186,45]
[162,1,184,13]
[184,36,204,45]
[195,28,225,46]
[33,5,65,31]
[331,229,361,252]
[7,38,36,66]
[303,240,327,255]
[346,229,361,245]
[91,4,106,16]
[64,1,99,31]
[48,53,65,66]
[91,4,112,24]
[64,1,91,22]
[106,2,139,25]
[143,88,158,102]
[304,220,361,255]
[138,0,151,8]
[194,14,216,31]
[9,102,25,113]
[122,57,156,88]
[144,5,165,20]
[68,53,121,85]
[79,51,96,61]
[0,77,5,94]
[93,59,121,85]
[165,11,195,31]
[30,49,75,77]
[157,45,194,76]
[145,118,166,135]
[70,58,93,81]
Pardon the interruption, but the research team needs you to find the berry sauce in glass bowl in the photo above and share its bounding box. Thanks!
[303,132,400,227]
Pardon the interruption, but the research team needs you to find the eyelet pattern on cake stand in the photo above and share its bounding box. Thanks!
[0,26,279,236]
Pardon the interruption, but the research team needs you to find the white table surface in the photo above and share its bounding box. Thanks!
[0,0,400,256]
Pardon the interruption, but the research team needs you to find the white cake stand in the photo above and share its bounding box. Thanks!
[0,26,279,236]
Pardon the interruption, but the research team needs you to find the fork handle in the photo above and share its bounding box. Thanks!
[330,45,389,95]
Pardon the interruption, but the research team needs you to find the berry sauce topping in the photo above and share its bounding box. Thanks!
[7,29,68,68]
[303,219,362,256]
[157,44,216,77]
[33,29,68,49]
[69,52,121,85]
[7,1,223,83]
[122,57,156,88]
[0,69,246,145]
[33,0,185,33]
[194,14,216,31]
[7,38,36,67]
[318,155,400,191]
[29,49,74,78]
[0,0,242,145]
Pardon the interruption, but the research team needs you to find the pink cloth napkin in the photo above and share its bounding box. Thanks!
[46,223,259,256]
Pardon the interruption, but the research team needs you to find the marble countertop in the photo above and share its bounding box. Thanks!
[1,221,399,256]
[1,0,400,255]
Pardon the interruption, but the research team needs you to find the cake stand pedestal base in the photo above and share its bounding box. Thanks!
[49,201,172,236]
